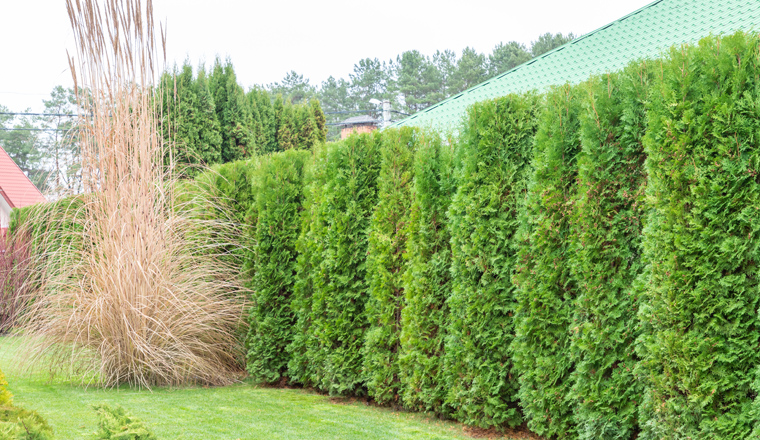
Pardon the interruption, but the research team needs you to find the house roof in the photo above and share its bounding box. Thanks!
[392,0,760,131]
[339,115,380,126]
[0,145,47,209]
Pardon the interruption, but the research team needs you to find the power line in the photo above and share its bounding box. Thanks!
[0,112,79,117]
[0,128,74,132]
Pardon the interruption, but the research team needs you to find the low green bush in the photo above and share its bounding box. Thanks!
[92,404,155,440]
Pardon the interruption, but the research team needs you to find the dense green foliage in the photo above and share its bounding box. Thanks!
[637,33,760,440]
[398,132,455,415]
[568,64,651,439]
[92,404,156,440]
[0,369,11,407]
[512,84,584,439]
[246,150,311,384]
[444,93,541,430]
[299,133,382,395]
[362,128,417,405]
[0,368,53,440]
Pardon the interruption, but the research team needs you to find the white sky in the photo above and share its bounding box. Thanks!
[1,0,654,112]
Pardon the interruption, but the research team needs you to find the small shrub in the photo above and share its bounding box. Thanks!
[0,407,54,440]
[92,404,156,440]
[0,368,12,407]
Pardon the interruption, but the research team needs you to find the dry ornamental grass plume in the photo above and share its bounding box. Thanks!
[13,0,248,388]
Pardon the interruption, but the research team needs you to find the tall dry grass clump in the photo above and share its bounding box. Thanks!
[14,0,247,388]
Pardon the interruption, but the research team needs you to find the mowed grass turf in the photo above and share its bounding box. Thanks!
[0,337,509,440]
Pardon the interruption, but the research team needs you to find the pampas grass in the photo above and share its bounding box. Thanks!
[13,0,247,388]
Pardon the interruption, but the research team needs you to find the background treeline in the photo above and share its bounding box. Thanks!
[196,31,760,440]
[158,59,327,172]
[271,32,575,134]
[0,32,571,191]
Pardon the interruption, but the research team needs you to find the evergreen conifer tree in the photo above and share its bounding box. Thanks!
[445,93,541,429]
[512,84,584,439]
[209,58,254,162]
[398,131,456,415]
[363,127,417,405]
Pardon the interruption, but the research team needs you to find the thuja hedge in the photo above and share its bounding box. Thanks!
[245,149,311,383]
[637,33,760,439]
[568,62,651,440]
[296,132,383,395]
[445,92,541,429]
[512,83,584,439]
[398,131,455,415]
[363,127,418,405]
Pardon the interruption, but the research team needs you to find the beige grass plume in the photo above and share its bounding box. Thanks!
[14,0,247,388]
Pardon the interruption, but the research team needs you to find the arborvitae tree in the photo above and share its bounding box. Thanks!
[310,98,327,143]
[193,66,224,165]
[445,93,541,429]
[277,103,297,151]
[287,144,328,386]
[248,87,277,154]
[512,84,584,439]
[305,132,382,395]
[637,33,760,440]
[569,63,651,440]
[273,94,285,147]
[159,63,223,172]
[362,127,417,405]
[398,131,456,415]
[246,150,310,384]
[209,58,254,162]
[296,105,320,151]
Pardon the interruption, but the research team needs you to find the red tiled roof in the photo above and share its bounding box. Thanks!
[0,145,47,208]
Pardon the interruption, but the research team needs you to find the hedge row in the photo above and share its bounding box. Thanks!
[12,31,760,440]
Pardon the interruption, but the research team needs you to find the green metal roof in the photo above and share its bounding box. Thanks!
[392,0,760,131]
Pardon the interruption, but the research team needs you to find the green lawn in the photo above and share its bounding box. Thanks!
[0,337,510,440]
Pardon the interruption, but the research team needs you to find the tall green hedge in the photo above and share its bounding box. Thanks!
[445,93,541,429]
[637,32,760,440]
[512,84,584,439]
[362,127,418,405]
[568,63,651,440]
[301,132,382,395]
[398,132,455,415]
[286,144,329,387]
[245,150,310,383]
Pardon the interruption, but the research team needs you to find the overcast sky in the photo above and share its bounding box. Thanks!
[1,0,654,112]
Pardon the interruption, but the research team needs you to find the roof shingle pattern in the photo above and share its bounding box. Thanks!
[0,146,47,208]
[392,0,760,130]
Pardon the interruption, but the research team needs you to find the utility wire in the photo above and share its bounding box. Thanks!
[0,112,79,117]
